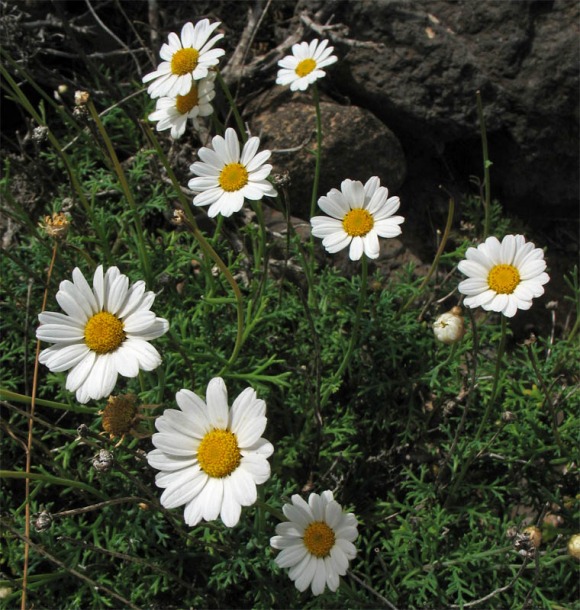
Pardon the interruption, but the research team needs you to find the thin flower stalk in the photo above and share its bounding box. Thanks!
[446,315,508,503]
[87,101,152,285]
[399,195,455,315]
[321,256,368,408]
[142,124,245,370]
[476,90,492,238]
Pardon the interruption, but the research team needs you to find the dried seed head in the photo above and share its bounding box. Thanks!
[40,211,71,240]
[101,394,138,438]
[92,449,114,472]
[33,510,53,532]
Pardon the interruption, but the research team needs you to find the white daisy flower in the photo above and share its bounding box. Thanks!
[270,490,358,596]
[36,266,169,404]
[458,234,550,318]
[188,127,277,218]
[311,177,404,261]
[148,74,216,139]
[147,377,273,528]
[276,39,338,91]
[142,20,225,99]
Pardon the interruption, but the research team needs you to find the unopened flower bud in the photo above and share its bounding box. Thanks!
[567,534,580,560]
[433,306,465,345]
[522,526,542,548]
[74,90,90,105]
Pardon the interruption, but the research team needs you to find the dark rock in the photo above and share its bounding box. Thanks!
[249,90,407,220]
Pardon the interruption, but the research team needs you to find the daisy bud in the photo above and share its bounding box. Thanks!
[433,306,465,344]
[567,534,580,560]
[74,90,90,106]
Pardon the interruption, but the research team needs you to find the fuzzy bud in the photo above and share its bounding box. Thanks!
[567,534,580,560]
[33,510,53,532]
[74,90,90,105]
[433,306,465,345]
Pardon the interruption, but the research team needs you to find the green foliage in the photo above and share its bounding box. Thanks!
[1,16,579,610]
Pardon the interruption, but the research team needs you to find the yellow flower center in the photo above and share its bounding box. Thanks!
[218,163,249,192]
[487,264,521,294]
[303,521,336,558]
[342,208,374,237]
[171,48,200,76]
[197,429,241,478]
[101,394,138,437]
[175,83,199,114]
[84,311,126,354]
[295,58,317,77]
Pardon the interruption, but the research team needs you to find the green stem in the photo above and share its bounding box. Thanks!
[87,101,152,285]
[526,343,566,454]
[476,90,492,238]
[1,470,108,501]
[321,256,368,408]
[142,123,245,369]
[310,83,323,220]
[446,315,508,503]
[400,195,455,314]
[0,388,93,414]
[216,71,247,140]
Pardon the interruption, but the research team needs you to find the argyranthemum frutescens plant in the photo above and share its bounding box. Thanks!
[143,20,225,98]
[188,127,277,217]
[148,72,216,139]
[458,234,550,317]
[36,265,169,403]
[311,177,404,261]
[276,39,338,92]
[270,491,359,596]
[2,9,578,610]
[147,377,273,527]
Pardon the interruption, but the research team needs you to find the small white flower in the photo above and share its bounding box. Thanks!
[36,266,169,404]
[458,234,550,318]
[147,378,273,528]
[311,177,404,261]
[433,306,465,344]
[188,127,277,217]
[276,39,338,91]
[270,491,358,596]
[148,74,216,139]
[142,20,225,99]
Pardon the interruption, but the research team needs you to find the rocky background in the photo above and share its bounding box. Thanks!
[2,0,578,315]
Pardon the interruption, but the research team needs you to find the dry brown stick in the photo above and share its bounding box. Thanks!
[21,242,58,610]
